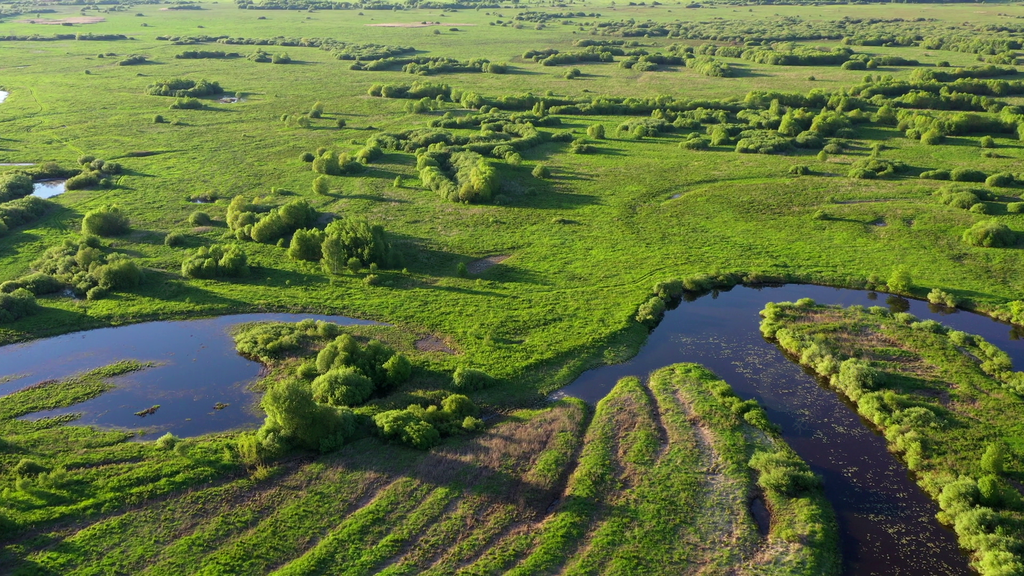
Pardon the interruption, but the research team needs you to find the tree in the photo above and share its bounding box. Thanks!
[888,267,913,293]
[981,441,1006,475]
[261,378,354,451]
[452,367,495,392]
[312,175,330,195]
[81,205,130,236]
[289,228,324,261]
[321,235,347,274]
[311,366,374,407]
[346,257,362,274]
[383,354,412,389]
[320,218,391,270]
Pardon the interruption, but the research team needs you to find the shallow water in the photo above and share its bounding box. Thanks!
[0,313,376,437]
[32,179,65,199]
[0,91,8,104]
[557,284,1016,576]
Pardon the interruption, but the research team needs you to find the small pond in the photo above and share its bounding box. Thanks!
[0,91,8,104]
[557,284,1020,576]
[0,313,376,438]
[32,179,66,199]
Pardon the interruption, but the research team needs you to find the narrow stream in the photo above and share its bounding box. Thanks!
[0,313,376,437]
[557,284,1020,576]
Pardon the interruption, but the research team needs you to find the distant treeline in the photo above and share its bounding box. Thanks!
[157,35,415,61]
[0,33,129,42]
[511,13,1024,56]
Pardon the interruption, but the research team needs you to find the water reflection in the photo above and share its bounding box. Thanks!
[0,313,376,437]
[558,284,1012,575]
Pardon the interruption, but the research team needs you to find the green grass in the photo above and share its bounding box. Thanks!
[0,0,1022,569]
[1,363,836,573]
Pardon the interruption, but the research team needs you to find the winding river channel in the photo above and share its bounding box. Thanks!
[558,284,1024,576]
[0,285,1019,574]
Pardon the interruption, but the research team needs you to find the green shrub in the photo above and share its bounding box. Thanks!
[980,135,995,148]
[927,288,958,308]
[373,409,440,450]
[981,441,1006,475]
[81,205,130,236]
[532,164,550,178]
[261,378,355,452]
[1007,202,1024,214]
[969,203,991,215]
[156,433,179,450]
[181,244,249,278]
[788,165,810,176]
[0,288,37,323]
[920,129,944,145]
[920,169,950,180]
[963,219,1015,248]
[937,190,980,210]
[985,173,1014,188]
[94,258,143,290]
[586,124,605,139]
[951,168,987,183]
[164,232,185,247]
[452,366,495,392]
[188,211,212,227]
[680,136,709,150]
[311,366,374,407]
[288,228,325,262]
[320,218,391,273]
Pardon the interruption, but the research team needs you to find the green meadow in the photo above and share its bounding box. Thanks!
[0,0,1023,572]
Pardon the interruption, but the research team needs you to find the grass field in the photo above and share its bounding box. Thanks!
[1,0,1024,571]
[1,363,837,575]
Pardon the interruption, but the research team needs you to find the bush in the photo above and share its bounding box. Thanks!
[920,129,944,145]
[189,211,212,227]
[981,441,1006,475]
[181,244,249,278]
[963,220,1015,248]
[81,205,130,236]
[951,168,987,183]
[261,378,355,452]
[0,172,32,204]
[156,433,179,450]
[680,136,709,150]
[586,124,605,139]
[920,169,950,181]
[373,409,440,450]
[928,288,958,308]
[888,267,914,293]
[320,218,391,273]
[532,164,550,178]
[1007,202,1024,214]
[452,366,495,392]
[300,152,315,162]
[165,232,185,247]
[985,173,1014,188]
[937,190,981,210]
[288,228,325,262]
[0,288,37,323]
[311,366,374,407]
[788,165,810,176]
[95,258,143,290]
[980,135,995,149]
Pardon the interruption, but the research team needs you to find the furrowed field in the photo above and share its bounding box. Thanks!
[1,0,1024,573]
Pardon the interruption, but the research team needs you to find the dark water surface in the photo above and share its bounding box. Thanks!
[558,284,1024,576]
[0,313,375,438]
